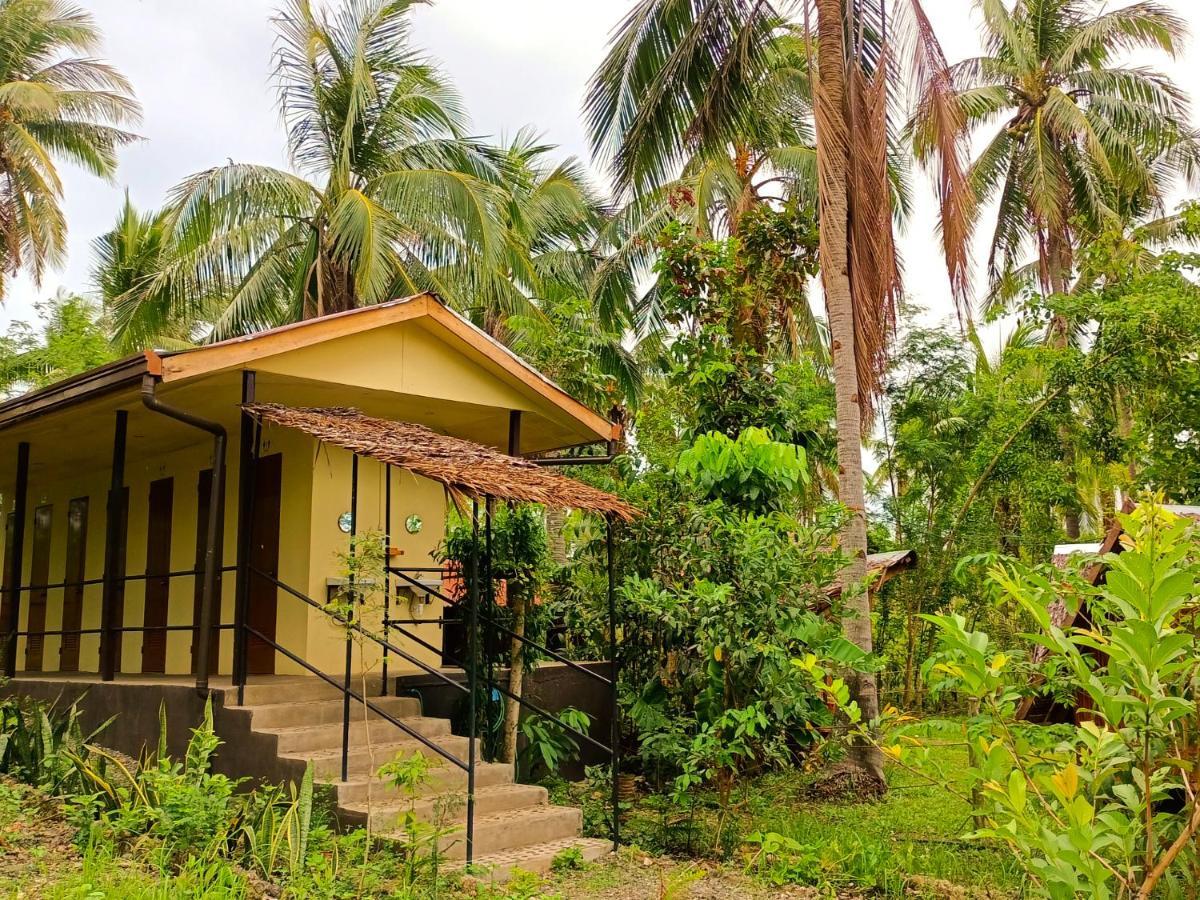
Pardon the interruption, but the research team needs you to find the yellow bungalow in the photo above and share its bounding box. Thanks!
[0,292,623,685]
[0,291,636,869]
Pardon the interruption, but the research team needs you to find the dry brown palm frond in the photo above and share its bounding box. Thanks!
[903,0,975,319]
[245,403,639,520]
[848,45,901,426]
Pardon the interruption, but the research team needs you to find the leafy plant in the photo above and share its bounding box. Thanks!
[237,762,314,881]
[903,501,1200,897]
[375,750,460,891]
[549,845,584,873]
[0,693,111,797]
[519,708,592,781]
[744,831,825,887]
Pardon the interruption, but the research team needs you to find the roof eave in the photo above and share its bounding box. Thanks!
[0,351,160,434]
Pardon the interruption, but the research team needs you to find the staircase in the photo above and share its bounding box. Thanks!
[219,676,610,877]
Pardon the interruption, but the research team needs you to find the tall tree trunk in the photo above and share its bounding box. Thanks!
[545,506,568,567]
[814,0,885,787]
[501,593,527,765]
[1045,228,1081,538]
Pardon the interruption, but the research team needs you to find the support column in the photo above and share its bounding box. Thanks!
[340,453,358,782]
[507,410,521,457]
[100,413,127,682]
[233,371,257,700]
[381,462,391,697]
[607,515,620,850]
[466,501,480,864]
[1,442,29,677]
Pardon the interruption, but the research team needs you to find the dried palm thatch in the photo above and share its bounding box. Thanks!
[244,404,639,521]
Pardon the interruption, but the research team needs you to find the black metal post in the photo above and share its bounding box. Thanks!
[233,372,257,704]
[100,413,127,682]
[483,496,495,762]
[507,410,521,457]
[139,376,227,696]
[466,501,480,864]
[607,515,620,851]
[2,442,29,677]
[382,462,391,697]
[341,453,358,782]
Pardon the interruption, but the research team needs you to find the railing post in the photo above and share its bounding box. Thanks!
[607,515,620,851]
[341,453,358,783]
[381,462,391,697]
[233,372,257,704]
[483,496,495,762]
[466,501,480,865]
[100,413,127,682]
[2,441,29,677]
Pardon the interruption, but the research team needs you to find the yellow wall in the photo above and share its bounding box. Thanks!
[3,418,448,680]
[255,323,537,414]
[303,441,447,677]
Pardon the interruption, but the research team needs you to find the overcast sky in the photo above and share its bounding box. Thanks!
[5,0,1199,346]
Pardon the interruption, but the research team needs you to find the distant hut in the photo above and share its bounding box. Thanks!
[826,550,918,600]
[1016,504,1200,723]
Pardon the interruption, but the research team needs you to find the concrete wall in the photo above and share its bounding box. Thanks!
[0,679,304,789]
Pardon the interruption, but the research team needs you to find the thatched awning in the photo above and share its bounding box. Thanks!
[244,404,639,521]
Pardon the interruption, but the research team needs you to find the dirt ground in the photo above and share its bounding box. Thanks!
[0,779,83,896]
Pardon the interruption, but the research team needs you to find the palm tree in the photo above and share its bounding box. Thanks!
[585,4,828,349]
[0,0,139,297]
[916,0,1195,326]
[586,0,971,787]
[110,0,510,344]
[466,127,613,338]
[92,194,224,351]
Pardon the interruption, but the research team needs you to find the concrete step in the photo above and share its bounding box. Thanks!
[381,804,583,860]
[465,837,612,881]
[340,783,548,830]
[264,716,451,754]
[335,761,514,805]
[288,735,475,779]
[232,675,385,706]
[242,695,421,729]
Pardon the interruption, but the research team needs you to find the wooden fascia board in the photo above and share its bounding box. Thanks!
[158,294,435,382]
[0,351,158,433]
[158,293,619,444]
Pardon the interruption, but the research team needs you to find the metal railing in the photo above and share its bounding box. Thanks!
[240,563,480,857]
[1,565,237,678]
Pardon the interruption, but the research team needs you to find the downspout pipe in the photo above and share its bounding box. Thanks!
[140,374,227,696]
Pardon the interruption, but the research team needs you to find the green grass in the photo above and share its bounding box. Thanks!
[747,748,1021,895]
[566,740,1024,897]
[2,737,1021,899]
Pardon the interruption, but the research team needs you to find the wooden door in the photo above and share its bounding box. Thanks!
[141,478,173,674]
[190,469,221,675]
[247,453,282,675]
[24,505,52,671]
[59,498,88,672]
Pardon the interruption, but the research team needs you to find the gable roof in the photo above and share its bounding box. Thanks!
[0,294,617,443]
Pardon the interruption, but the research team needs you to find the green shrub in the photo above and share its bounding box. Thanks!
[0,693,110,796]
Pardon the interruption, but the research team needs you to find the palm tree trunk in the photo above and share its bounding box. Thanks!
[545,506,568,567]
[1044,227,1082,539]
[815,0,885,787]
